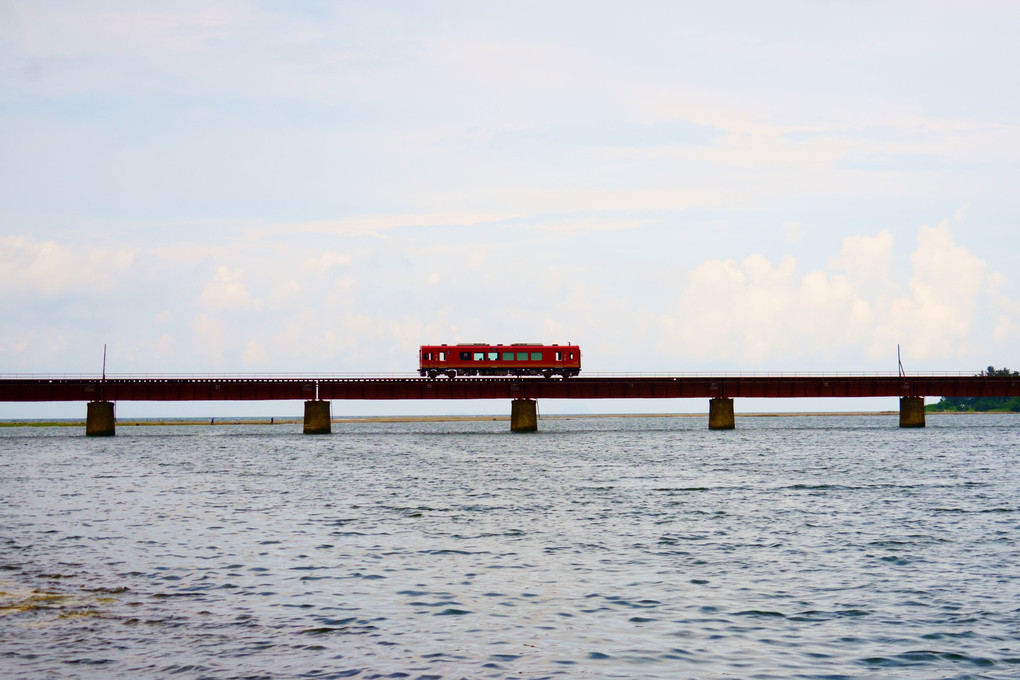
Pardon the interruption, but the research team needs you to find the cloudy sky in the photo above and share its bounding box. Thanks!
[3,1,1019,417]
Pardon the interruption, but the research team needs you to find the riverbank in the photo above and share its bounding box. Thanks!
[0,411,912,427]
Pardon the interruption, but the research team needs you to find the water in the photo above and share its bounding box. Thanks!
[2,414,1019,679]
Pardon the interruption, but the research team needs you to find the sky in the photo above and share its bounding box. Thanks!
[2,1,1020,418]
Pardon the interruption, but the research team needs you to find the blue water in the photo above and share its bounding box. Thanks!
[2,414,1019,679]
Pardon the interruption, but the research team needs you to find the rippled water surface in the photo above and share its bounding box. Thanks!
[3,414,1020,679]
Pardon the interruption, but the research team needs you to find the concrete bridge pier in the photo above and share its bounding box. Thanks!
[709,397,735,430]
[303,400,332,434]
[510,399,538,432]
[899,397,926,428]
[86,401,116,436]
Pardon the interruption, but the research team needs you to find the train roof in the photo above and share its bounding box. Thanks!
[426,342,575,347]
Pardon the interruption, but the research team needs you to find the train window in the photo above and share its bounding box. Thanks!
[460,352,471,361]
[473,352,485,361]
[488,352,498,360]
[439,352,447,361]
[516,352,528,361]
[502,352,514,361]
[555,351,562,361]
[424,352,432,361]
[531,352,542,361]
[568,352,574,360]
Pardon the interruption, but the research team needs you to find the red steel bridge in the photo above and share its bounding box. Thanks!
[2,373,1018,433]
[2,373,1018,401]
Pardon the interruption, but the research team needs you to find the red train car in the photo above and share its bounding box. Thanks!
[419,343,581,379]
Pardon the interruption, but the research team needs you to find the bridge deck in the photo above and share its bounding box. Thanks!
[2,375,1018,402]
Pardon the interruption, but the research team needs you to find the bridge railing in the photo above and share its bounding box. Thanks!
[0,370,985,380]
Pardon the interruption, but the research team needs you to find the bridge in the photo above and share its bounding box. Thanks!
[2,373,1018,435]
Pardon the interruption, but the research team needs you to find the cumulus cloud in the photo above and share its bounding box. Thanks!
[0,235,134,296]
[662,254,872,364]
[189,314,224,364]
[241,338,268,365]
[874,222,988,359]
[199,267,258,312]
[784,221,803,242]
[830,229,894,286]
[302,251,353,275]
[660,222,1013,367]
[0,326,72,370]
[533,217,652,233]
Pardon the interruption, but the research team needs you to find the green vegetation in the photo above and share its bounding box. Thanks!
[927,366,1020,412]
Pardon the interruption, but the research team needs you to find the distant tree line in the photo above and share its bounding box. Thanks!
[927,366,1020,412]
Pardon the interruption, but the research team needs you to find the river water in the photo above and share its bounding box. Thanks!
[2,414,1019,679]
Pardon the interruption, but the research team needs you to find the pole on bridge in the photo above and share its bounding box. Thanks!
[84,344,116,436]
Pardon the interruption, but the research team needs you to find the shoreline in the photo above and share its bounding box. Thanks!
[0,410,965,427]
[4,411,1015,428]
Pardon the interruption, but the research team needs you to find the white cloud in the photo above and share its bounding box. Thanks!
[278,213,519,237]
[269,280,301,305]
[302,251,352,274]
[662,253,873,364]
[660,222,1013,367]
[0,235,134,296]
[189,314,224,364]
[874,222,989,359]
[994,315,1016,342]
[199,267,257,312]
[828,229,895,303]
[0,326,71,370]
[784,221,803,242]
[241,338,268,365]
[532,217,653,233]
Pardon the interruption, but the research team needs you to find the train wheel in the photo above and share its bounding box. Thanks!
[446,370,457,379]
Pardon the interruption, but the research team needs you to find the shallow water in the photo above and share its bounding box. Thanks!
[2,414,1020,679]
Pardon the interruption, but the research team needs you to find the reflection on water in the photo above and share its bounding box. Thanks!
[2,415,1020,678]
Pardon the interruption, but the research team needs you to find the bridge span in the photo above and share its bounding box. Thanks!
[2,373,1018,435]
